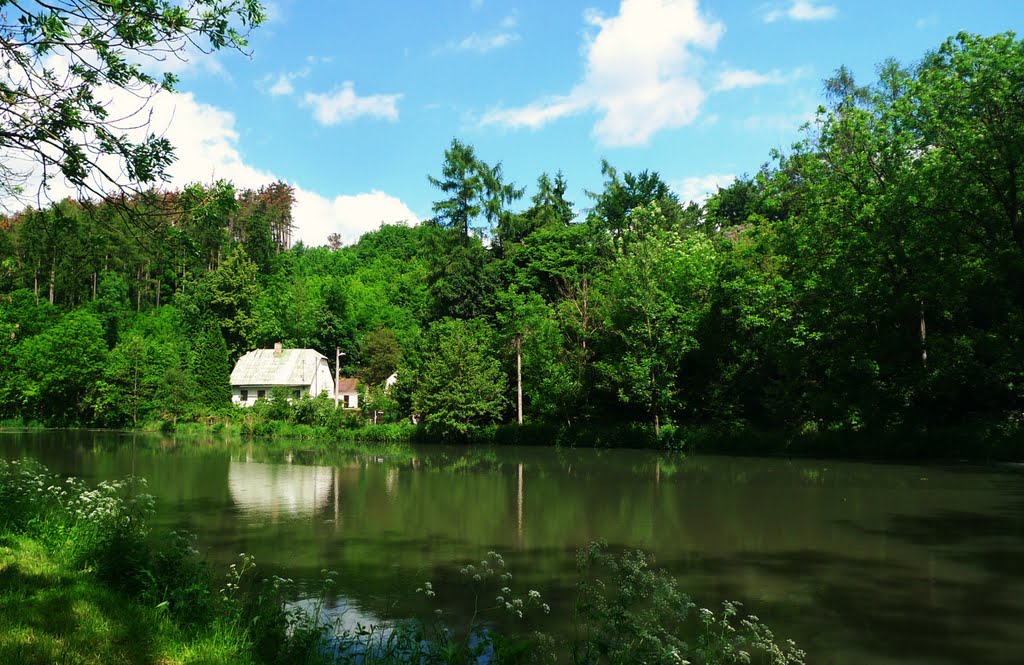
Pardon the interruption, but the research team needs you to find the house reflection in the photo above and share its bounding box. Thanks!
[228,460,336,520]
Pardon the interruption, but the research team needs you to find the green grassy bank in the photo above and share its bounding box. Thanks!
[0,535,250,665]
[136,412,1024,462]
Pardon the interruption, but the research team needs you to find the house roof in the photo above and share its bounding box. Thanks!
[337,378,359,393]
[230,348,327,387]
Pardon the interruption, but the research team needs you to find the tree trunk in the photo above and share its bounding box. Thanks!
[515,334,523,425]
[920,299,927,367]
[654,413,660,438]
[48,257,55,304]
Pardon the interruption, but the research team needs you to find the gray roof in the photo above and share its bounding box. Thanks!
[230,348,327,387]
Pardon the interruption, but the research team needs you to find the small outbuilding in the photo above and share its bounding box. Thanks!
[231,342,335,406]
[336,377,360,409]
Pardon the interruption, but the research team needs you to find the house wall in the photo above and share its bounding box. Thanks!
[339,391,359,409]
[310,360,336,399]
[233,385,308,407]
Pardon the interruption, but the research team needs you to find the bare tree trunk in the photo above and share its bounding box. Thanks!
[654,413,660,438]
[33,268,38,304]
[515,334,523,425]
[48,257,55,305]
[132,363,139,427]
[155,277,161,308]
[136,266,142,312]
[920,299,927,367]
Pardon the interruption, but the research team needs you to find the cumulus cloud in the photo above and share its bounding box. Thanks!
[480,0,724,147]
[303,82,402,125]
[762,1,837,23]
[672,173,736,204]
[293,188,418,246]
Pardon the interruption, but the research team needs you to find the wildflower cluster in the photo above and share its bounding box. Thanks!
[696,601,806,665]
[455,551,549,620]
[573,541,805,665]
[0,459,154,570]
[220,553,258,606]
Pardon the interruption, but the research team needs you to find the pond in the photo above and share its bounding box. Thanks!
[2,429,1022,664]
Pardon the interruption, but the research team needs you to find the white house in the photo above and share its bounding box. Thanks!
[336,377,359,409]
[230,343,335,406]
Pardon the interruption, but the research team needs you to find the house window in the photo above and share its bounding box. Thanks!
[257,389,266,400]
[293,390,301,399]
[240,389,248,402]
[344,394,353,408]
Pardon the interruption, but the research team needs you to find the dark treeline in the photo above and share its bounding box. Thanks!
[1,33,1022,450]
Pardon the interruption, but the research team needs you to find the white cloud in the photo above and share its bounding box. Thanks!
[259,67,311,97]
[763,1,837,23]
[480,0,724,147]
[743,110,815,133]
[443,13,520,53]
[479,94,589,129]
[672,173,736,204]
[293,189,419,246]
[714,65,809,91]
[303,82,402,125]
[715,68,784,91]
[455,31,520,53]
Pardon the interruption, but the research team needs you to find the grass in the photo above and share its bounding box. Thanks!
[0,535,250,665]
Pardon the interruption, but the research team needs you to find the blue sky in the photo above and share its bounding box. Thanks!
[139,0,1021,245]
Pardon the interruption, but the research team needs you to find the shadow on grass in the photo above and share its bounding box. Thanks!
[0,541,162,665]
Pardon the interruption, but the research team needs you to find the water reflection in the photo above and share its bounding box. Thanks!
[228,460,335,519]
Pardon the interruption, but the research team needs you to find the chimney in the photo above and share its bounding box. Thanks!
[274,342,282,357]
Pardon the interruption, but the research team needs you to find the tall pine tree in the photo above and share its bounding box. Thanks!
[193,326,232,410]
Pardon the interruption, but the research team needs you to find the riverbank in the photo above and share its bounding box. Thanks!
[161,417,1024,462]
[6,410,1024,461]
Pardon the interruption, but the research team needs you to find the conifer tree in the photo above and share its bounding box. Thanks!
[193,326,232,410]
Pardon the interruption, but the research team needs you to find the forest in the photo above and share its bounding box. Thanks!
[1,32,1022,451]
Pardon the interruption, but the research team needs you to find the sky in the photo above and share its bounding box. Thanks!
[41,0,1024,245]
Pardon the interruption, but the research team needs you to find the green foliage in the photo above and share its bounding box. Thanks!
[598,208,717,432]
[13,309,107,423]
[361,328,402,387]
[413,318,508,437]
[194,325,232,411]
[92,271,131,348]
